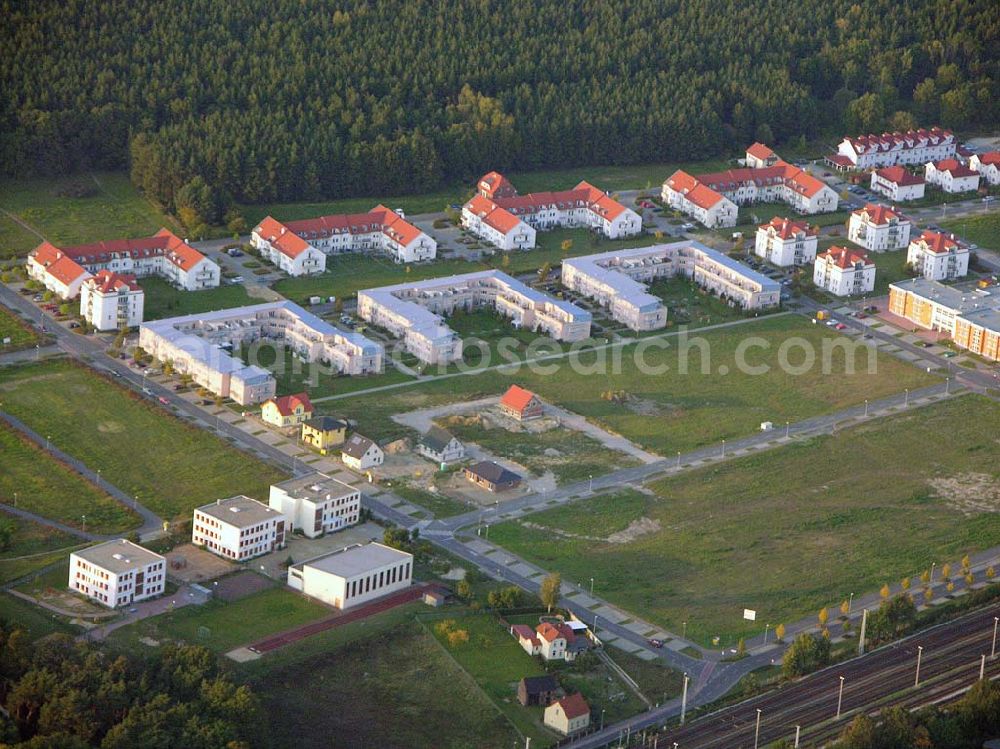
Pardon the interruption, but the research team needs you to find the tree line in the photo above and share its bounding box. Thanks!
[2,0,998,226]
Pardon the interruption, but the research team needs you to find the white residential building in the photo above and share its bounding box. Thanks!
[461,173,640,250]
[80,271,144,331]
[69,539,166,609]
[561,242,780,331]
[26,243,92,299]
[139,301,383,405]
[835,127,956,169]
[416,426,465,465]
[970,152,1000,185]
[870,166,926,202]
[754,217,819,266]
[847,204,911,252]
[268,473,361,538]
[287,542,413,610]
[925,159,981,193]
[341,434,384,471]
[358,270,592,365]
[813,247,876,297]
[192,495,287,562]
[906,231,970,281]
[252,206,437,275]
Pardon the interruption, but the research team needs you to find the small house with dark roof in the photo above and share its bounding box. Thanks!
[301,415,348,453]
[498,385,543,421]
[517,674,559,707]
[464,461,521,492]
[341,434,383,471]
[417,425,465,465]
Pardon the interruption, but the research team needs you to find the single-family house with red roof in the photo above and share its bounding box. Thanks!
[499,385,543,421]
[261,392,314,428]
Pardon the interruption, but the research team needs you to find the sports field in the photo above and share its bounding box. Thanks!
[489,395,1000,645]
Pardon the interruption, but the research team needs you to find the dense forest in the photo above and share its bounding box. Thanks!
[2,0,999,222]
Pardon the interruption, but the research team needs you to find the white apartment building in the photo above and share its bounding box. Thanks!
[287,542,413,610]
[357,270,592,365]
[870,166,926,202]
[26,243,92,299]
[847,204,911,252]
[906,231,969,281]
[925,160,981,193]
[139,301,383,405]
[69,539,166,609]
[835,127,955,169]
[561,242,780,331]
[754,217,818,266]
[192,495,287,561]
[662,169,739,227]
[252,206,437,275]
[80,271,144,331]
[970,152,1000,185]
[461,173,641,250]
[268,473,361,538]
[27,229,219,298]
[813,247,876,297]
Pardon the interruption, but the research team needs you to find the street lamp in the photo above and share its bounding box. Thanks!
[677,451,681,468]
[931,562,936,583]
[588,474,593,492]
[785,421,789,438]
[904,388,909,407]
[590,577,594,596]
[600,708,605,731]
[46,434,51,451]
[721,439,726,458]
[836,676,845,719]
[849,592,854,615]
[682,621,687,640]
[764,623,770,645]
[82,515,87,534]
[753,708,762,749]
[915,646,923,687]
[992,617,998,659]
[864,399,868,417]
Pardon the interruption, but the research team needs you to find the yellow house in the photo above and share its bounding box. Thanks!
[301,416,348,454]
[261,392,314,428]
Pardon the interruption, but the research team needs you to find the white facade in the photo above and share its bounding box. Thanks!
[268,474,361,538]
[869,168,926,202]
[80,272,144,331]
[416,427,465,465]
[461,197,537,250]
[26,250,91,299]
[69,540,166,609]
[754,218,818,266]
[813,248,876,297]
[847,205,911,252]
[192,495,287,561]
[970,153,1000,185]
[906,232,969,281]
[662,172,738,228]
[287,542,413,610]
[836,128,956,169]
[341,434,384,471]
[251,231,327,276]
[925,161,981,193]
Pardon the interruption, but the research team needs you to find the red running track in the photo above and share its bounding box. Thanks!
[249,584,433,653]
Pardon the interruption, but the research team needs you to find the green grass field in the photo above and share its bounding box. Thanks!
[0,173,182,259]
[489,395,1000,645]
[107,586,329,653]
[141,277,269,321]
[941,211,1000,252]
[0,422,141,534]
[0,517,83,585]
[390,480,471,518]
[319,315,935,456]
[647,276,750,328]
[0,592,79,640]
[0,305,40,350]
[0,360,287,520]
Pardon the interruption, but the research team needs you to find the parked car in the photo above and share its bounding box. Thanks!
[227,248,244,257]
[983,196,996,203]
[680,222,695,231]
[158,396,170,405]
[32,294,44,301]
[835,323,847,330]
[68,321,80,329]
[18,287,32,295]
[142,387,152,395]
[201,398,214,406]
[648,638,664,649]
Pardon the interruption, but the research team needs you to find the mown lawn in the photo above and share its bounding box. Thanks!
[941,211,1000,252]
[490,395,1000,646]
[0,359,287,520]
[0,422,141,533]
[0,172,181,258]
[0,516,83,585]
[0,305,39,350]
[141,277,269,321]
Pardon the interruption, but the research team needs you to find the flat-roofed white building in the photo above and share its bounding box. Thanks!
[836,127,955,169]
[561,241,780,331]
[192,495,287,561]
[287,542,413,609]
[139,301,383,405]
[889,279,999,361]
[813,247,876,297]
[906,231,969,281]
[925,159,981,193]
[80,270,144,331]
[970,152,1000,185]
[268,473,361,538]
[870,166,926,202]
[357,270,592,365]
[69,539,166,609]
[754,217,819,266]
[847,204,911,252]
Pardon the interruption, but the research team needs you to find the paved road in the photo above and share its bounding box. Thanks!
[0,502,105,541]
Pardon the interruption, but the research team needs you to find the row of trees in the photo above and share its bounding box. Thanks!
[3,0,999,224]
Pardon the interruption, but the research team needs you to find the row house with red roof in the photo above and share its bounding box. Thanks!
[26,228,219,299]
[813,247,876,297]
[80,271,144,331]
[461,172,640,249]
[906,231,969,282]
[835,127,956,169]
[847,204,911,252]
[870,166,926,202]
[251,206,437,276]
[661,169,738,228]
[970,152,1000,186]
[753,217,818,266]
[925,159,980,193]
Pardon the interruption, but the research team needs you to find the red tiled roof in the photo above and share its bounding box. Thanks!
[825,153,854,167]
[974,151,1000,166]
[853,203,906,226]
[818,246,871,270]
[574,180,628,221]
[265,207,425,253]
[267,392,314,417]
[86,270,141,294]
[874,166,924,186]
[555,693,590,720]
[478,171,517,199]
[500,385,538,413]
[466,195,524,234]
[914,230,962,254]
[931,159,977,178]
[467,175,630,224]
[759,216,817,240]
[746,142,776,161]
[254,216,314,259]
[33,229,208,272]
[154,228,209,271]
[682,160,830,201]
[29,242,90,286]
[846,127,953,155]
[511,624,540,646]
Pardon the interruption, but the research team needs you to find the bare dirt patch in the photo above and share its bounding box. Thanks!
[212,570,275,602]
[166,543,238,583]
[97,421,126,433]
[522,516,661,545]
[928,473,1000,517]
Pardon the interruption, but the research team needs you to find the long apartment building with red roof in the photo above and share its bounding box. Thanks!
[924,159,981,193]
[251,205,437,276]
[847,204,911,252]
[26,228,219,300]
[662,144,839,229]
[835,127,956,169]
[461,171,641,250]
